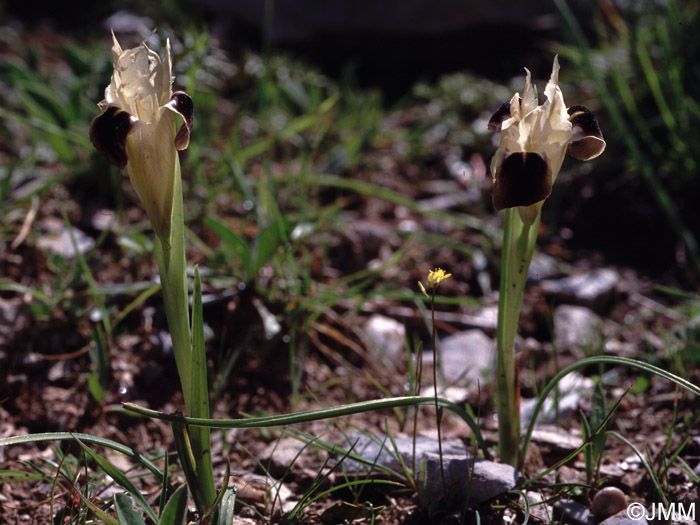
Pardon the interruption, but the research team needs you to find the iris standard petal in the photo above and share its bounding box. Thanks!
[488,101,511,132]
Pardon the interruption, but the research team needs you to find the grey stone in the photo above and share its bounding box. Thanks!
[527,425,583,453]
[541,268,619,312]
[427,329,495,386]
[553,305,602,352]
[528,252,560,283]
[0,297,31,348]
[520,372,594,425]
[231,471,296,514]
[601,509,647,525]
[341,435,465,475]
[37,218,95,258]
[553,499,597,525]
[364,314,406,363]
[258,438,309,477]
[466,304,498,331]
[337,434,518,507]
[419,453,520,505]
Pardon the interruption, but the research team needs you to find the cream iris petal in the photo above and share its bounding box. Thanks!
[89,32,194,241]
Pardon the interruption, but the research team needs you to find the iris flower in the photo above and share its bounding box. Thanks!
[488,56,605,224]
[89,33,194,241]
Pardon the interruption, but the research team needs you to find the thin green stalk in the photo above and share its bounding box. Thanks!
[154,160,192,406]
[153,155,216,512]
[496,208,540,467]
[429,291,447,497]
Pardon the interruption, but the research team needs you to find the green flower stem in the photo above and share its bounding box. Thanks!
[496,207,540,467]
[153,154,216,512]
[429,290,447,497]
[153,160,191,406]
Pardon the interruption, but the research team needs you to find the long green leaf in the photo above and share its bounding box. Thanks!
[205,215,252,276]
[154,156,192,406]
[300,173,492,235]
[69,483,120,525]
[159,485,188,525]
[522,355,700,462]
[72,436,158,522]
[0,432,163,481]
[609,431,668,506]
[188,265,216,512]
[218,486,237,525]
[114,493,147,525]
[124,395,489,458]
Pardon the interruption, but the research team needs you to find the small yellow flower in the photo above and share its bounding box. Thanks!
[420,268,452,297]
[89,32,194,241]
[428,268,452,287]
[488,56,605,224]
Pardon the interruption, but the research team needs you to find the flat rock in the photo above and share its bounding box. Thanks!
[419,453,520,505]
[426,329,495,386]
[553,499,596,525]
[520,372,594,425]
[541,268,619,312]
[232,471,296,514]
[527,425,584,453]
[0,297,31,348]
[364,314,406,363]
[528,252,560,282]
[601,509,648,525]
[553,305,602,353]
[258,438,310,477]
[336,434,518,508]
[341,434,465,475]
[37,217,95,258]
[465,304,498,331]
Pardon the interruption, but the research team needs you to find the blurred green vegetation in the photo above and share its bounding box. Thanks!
[554,0,700,277]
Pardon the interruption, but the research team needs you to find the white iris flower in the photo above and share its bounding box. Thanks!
[90,33,193,241]
[488,56,605,224]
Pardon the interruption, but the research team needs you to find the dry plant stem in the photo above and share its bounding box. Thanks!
[153,157,216,512]
[496,207,540,468]
[430,293,447,497]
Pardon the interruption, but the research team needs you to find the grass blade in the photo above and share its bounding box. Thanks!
[124,395,490,458]
[159,484,188,525]
[72,435,158,522]
[189,265,217,512]
[0,432,163,482]
[114,493,147,525]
